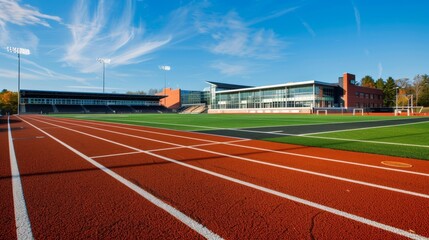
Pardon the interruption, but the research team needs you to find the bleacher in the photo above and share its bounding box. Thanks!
[83,105,114,113]
[179,105,207,114]
[132,105,170,113]
[25,104,55,114]
[56,105,85,113]
[109,105,135,113]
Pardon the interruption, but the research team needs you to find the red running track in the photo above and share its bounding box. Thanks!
[1,115,429,239]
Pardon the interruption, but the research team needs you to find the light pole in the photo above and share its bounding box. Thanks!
[395,86,399,115]
[6,47,31,115]
[159,65,171,106]
[97,58,111,93]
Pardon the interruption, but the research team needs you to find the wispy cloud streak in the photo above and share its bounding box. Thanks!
[300,19,316,37]
[210,61,249,76]
[63,0,178,73]
[378,62,383,78]
[0,0,61,27]
[352,2,361,35]
[197,11,287,59]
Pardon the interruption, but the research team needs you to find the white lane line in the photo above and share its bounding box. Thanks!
[18,117,223,240]
[8,116,34,240]
[22,116,427,240]
[91,151,142,159]
[44,116,429,177]
[34,117,429,196]
[149,139,250,153]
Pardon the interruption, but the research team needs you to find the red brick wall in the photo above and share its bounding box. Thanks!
[342,73,383,108]
[156,88,181,109]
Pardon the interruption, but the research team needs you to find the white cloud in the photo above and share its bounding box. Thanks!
[248,6,299,26]
[0,0,61,27]
[211,61,249,76]
[0,0,60,46]
[378,62,383,78]
[63,0,200,73]
[301,20,316,37]
[352,2,361,35]
[200,11,285,59]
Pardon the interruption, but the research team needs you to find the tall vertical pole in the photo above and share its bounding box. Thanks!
[164,69,167,106]
[102,61,105,93]
[17,53,21,115]
[395,87,398,115]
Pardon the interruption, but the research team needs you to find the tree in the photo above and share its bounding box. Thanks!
[418,75,429,106]
[375,78,384,90]
[383,77,396,107]
[412,74,428,106]
[361,75,375,88]
[126,90,147,95]
[0,90,18,114]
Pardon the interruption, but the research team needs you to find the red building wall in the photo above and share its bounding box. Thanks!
[342,73,383,108]
[156,88,181,109]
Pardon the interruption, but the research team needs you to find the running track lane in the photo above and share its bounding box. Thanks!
[0,117,16,239]
[15,115,429,239]
[41,116,429,194]
[3,117,213,239]
[31,115,429,239]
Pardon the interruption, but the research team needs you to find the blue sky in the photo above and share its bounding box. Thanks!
[1,0,428,93]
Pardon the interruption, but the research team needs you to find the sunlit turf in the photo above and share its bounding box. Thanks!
[265,121,429,160]
[53,113,429,160]
[55,113,402,131]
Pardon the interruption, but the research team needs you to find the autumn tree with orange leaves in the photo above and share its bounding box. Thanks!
[0,89,18,115]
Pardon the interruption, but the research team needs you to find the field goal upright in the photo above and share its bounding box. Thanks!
[353,108,364,116]
[316,109,328,115]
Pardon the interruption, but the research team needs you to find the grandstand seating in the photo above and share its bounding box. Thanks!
[56,105,85,113]
[83,105,114,113]
[132,105,170,113]
[25,104,55,114]
[179,105,207,114]
[109,105,135,113]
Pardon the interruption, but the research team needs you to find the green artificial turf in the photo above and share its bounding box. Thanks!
[55,113,401,131]
[266,121,429,160]
[53,113,429,160]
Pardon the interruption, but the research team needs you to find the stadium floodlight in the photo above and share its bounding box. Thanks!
[6,46,31,115]
[159,65,171,106]
[97,58,111,93]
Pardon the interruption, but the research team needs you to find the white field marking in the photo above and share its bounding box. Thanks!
[18,117,223,240]
[90,139,249,158]
[28,117,429,199]
[40,116,429,177]
[91,151,142,159]
[148,139,250,153]
[295,135,429,148]
[299,119,429,136]
[93,115,416,132]
[8,117,34,240]
[42,116,245,143]
[21,117,428,240]
[268,130,284,133]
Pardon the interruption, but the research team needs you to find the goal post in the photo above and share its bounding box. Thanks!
[353,108,364,116]
[316,110,327,115]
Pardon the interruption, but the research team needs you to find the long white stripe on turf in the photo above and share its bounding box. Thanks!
[42,116,429,177]
[22,116,428,239]
[8,116,34,240]
[18,117,222,240]
[34,117,429,198]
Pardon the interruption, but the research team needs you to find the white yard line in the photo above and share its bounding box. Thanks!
[44,116,429,177]
[18,117,223,240]
[8,116,34,240]
[22,116,427,240]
